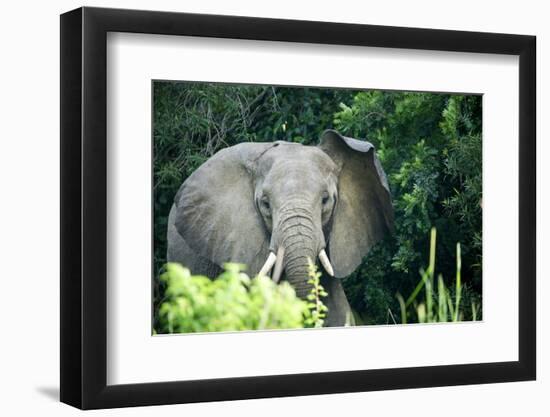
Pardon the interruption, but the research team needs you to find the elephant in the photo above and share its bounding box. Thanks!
[167,130,393,327]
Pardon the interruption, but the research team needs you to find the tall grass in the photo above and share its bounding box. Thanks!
[397,228,480,324]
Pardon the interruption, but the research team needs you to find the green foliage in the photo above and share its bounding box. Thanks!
[334,92,482,324]
[153,82,482,327]
[305,259,329,327]
[157,263,310,333]
[157,262,330,333]
[397,228,481,323]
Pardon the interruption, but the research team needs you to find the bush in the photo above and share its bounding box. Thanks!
[334,92,482,324]
[157,262,328,333]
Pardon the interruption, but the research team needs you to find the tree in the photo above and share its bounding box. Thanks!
[334,92,482,323]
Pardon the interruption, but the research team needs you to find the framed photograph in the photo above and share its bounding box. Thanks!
[60,6,536,409]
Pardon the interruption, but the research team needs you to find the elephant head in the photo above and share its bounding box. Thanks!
[173,130,393,298]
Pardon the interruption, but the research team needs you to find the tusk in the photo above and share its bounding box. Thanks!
[258,252,277,277]
[271,246,285,284]
[318,249,334,277]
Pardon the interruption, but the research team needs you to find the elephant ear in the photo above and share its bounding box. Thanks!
[318,130,393,278]
[173,142,273,274]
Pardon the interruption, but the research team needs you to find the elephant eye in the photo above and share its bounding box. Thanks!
[322,194,330,206]
[261,197,271,211]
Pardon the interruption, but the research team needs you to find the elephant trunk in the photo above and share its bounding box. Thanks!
[275,203,319,299]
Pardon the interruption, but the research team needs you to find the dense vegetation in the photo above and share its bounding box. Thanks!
[157,262,327,333]
[153,81,482,330]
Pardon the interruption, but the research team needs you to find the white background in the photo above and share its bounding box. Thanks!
[108,33,519,384]
[0,0,546,415]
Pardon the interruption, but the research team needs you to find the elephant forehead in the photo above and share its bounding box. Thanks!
[261,142,337,169]
[264,158,338,196]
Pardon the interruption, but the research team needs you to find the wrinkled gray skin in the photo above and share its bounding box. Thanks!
[167,130,393,326]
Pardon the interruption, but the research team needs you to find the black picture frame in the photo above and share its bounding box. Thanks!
[60,6,536,410]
